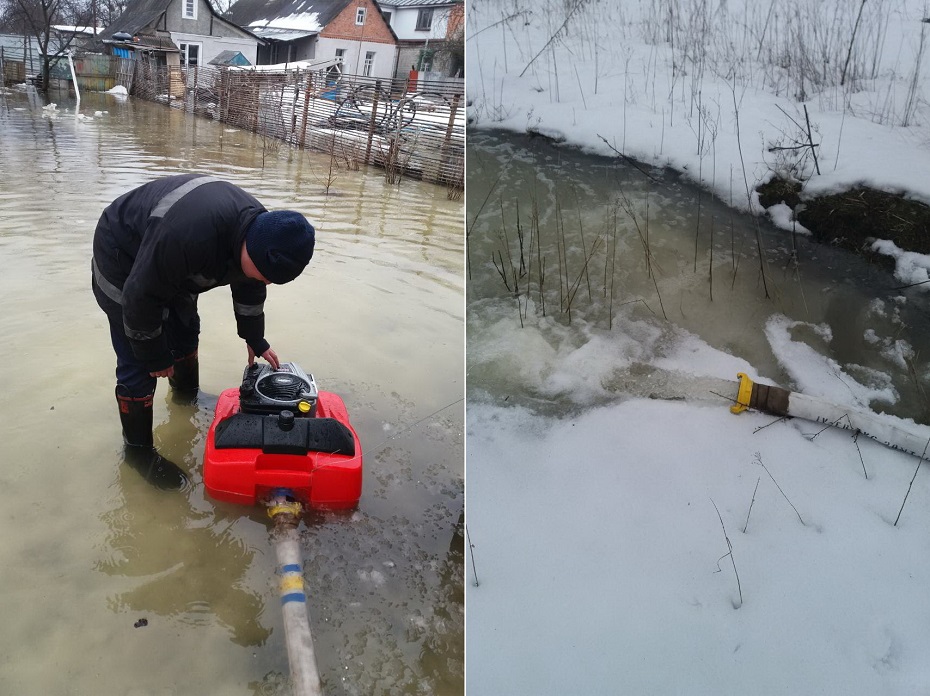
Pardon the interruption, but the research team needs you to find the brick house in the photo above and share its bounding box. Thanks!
[226,0,398,80]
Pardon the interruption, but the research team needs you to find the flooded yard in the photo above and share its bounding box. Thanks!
[0,86,463,695]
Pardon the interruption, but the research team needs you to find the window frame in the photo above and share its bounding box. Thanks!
[182,0,197,20]
[362,50,375,77]
[178,41,202,67]
[355,7,366,25]
[415,8,433,31]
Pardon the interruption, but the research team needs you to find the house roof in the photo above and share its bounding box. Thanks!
[102,34,181,52]
[378,0,460,7]
[227,0,337,32]
[104,0,174,37]
[104,0,261,43]
[227,0,396,42]
[229,56,338,71]
[52,25,105,35]
[209,49,252,65]
[248,26,319,41]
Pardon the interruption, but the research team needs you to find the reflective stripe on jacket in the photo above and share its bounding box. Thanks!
[92,174,270,371]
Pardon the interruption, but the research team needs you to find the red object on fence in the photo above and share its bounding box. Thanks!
[204,388,363,509]
[408,68,419,92]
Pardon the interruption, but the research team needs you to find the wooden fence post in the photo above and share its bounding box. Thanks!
[439,93,461,183]
[290,68,300,142]
[365,79,381,165]
[299,70,313,149]
[251,75,260,133]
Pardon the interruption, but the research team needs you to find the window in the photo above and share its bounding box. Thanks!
[363,51,375,76]
[382,10,391,25]
[182,0,196,20]
[334,48,346,63]
[355,7,366,25]
[179,42,200,66]
[415,8,433,31]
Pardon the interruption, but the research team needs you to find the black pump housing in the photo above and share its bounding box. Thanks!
[238,362,319,416]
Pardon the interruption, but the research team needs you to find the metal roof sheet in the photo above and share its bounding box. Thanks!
[378,0,459,7]
[248,26,318,41]
[209,49,252,65]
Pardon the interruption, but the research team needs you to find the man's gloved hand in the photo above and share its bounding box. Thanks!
[248,344,280,369]
[150,365,175,378]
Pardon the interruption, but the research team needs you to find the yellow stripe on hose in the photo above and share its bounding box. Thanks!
[280,575,305,593]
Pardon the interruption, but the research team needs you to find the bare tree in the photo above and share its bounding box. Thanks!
[93,0,129,28]
[1,0,86,91]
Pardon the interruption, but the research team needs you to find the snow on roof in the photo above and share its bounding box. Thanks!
[52,25,105,35]
[378,0,458,7]
[228,56,337,71]
[247,11,322,33]
[247,26,319,41]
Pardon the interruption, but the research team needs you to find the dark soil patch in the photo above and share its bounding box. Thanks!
[757,178,930,261]
[757,178,802,210]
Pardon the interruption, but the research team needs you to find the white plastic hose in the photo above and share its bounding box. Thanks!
[730,372,930,459]
[271,501,323,696]
[67,51,80,107]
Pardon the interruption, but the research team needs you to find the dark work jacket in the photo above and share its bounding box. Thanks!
[92,174,270,372]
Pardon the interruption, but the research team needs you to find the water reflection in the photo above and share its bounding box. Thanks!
[96,467,271,647]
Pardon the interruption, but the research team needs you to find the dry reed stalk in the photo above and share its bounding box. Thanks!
[711,498,743,609]
[534,197,546,316]
[609,209,618,329]
[572,185,593,302]
[694,188,702,273]
[565,235,604,315]
[709,214,714,301]
[556,197,567,314]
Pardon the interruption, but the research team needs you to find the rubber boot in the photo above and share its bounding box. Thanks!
[116,388,188,491]
[168,351,199,402]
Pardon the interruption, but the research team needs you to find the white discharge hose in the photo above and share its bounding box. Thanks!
[269,499,324,696]
[730,372,930,459]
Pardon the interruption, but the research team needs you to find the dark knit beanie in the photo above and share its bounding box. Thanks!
[245,211,315,284]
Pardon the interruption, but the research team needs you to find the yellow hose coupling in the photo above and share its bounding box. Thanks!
[268,501,303,519]
[730,372,755,414]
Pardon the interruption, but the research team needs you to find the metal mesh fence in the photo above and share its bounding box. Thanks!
[0,40,54,86]
[130,60,464,190]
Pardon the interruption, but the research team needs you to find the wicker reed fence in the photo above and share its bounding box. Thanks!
[130,60,464,191]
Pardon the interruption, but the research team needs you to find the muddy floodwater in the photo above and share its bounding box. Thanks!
[467,130,930,424]
[0,87,463,694]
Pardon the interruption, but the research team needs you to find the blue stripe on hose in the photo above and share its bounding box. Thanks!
[280,564,301,574]
[281,592,307,604]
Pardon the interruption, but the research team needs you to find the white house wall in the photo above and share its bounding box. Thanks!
[388,6,451,41]
[316,36,396,79]
[170,32,259,65]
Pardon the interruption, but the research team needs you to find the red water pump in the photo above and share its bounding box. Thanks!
[203,363,363,509]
